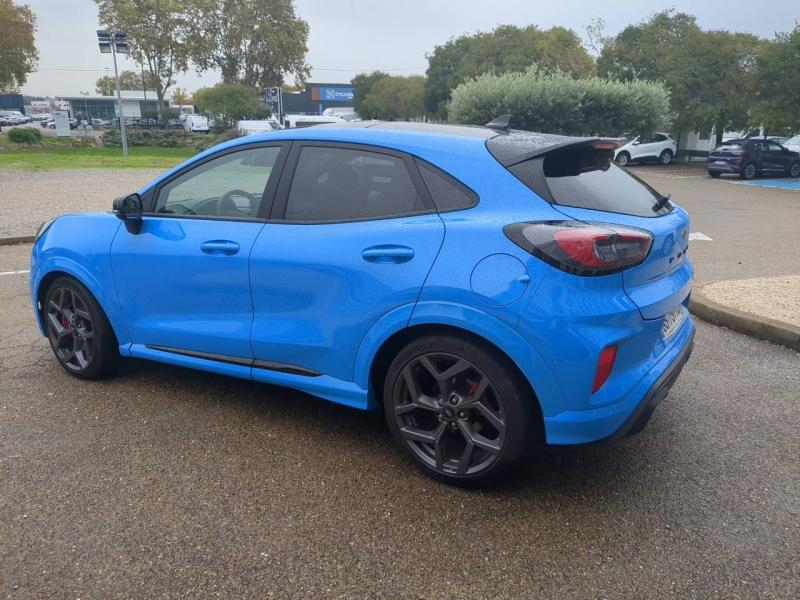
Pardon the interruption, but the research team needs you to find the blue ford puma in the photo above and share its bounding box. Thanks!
[30,120,694,484]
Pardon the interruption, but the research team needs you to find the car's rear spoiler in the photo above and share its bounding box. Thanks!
[488,133,626,167]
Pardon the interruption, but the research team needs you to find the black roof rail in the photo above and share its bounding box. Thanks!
[485,114,512,133]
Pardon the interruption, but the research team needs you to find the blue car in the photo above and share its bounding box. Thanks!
[30,121,694,484]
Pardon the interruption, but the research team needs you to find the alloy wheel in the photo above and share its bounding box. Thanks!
[744,163,757,179]
[791,163,800,177]
[392,352,506,476]
[617,153,629,167]
[46,286,95,371]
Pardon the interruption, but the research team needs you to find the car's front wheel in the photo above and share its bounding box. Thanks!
[43,276,119,379]
[789,161,800,178]
[383,334,540,485]
[659,149,673,165]
[615,152,630,167]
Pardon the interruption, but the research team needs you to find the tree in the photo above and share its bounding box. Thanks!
[95,69,158,95]
[753,25,800,131]
[0,0,38,91]
[447,66,671,137]
[351,71,389,116]
[424,24,595,118]
[194,82,269,128]
[196,0,309,89]
[360,75,425,121]
[598,10,763,144]
[171,87,190,105]
[95,0,213,117]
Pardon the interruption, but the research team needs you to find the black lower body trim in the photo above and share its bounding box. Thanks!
[607,329,695,441]
[145,345,321,377]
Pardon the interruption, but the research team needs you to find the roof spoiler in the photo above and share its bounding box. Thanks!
[485,114,512,133]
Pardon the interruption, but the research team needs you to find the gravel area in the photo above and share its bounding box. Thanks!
[702,276,800,327]
[0,168,164,237]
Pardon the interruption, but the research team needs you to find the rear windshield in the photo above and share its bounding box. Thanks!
[508,145,672,217]
[716,142,744,150]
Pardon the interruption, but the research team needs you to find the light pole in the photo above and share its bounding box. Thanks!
[79,91,90,136]
[97,29,129,158]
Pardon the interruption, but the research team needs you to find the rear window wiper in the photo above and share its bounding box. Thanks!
[652,193,672,213]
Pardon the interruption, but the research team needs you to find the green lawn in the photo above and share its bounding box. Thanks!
[0,137,196,170]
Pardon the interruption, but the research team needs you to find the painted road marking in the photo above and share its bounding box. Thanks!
[689,232,713,241]
[0,269,30,277]
[735,179,800,191]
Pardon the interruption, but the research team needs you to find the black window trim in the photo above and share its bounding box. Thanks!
[269,140,438,225]
[413,157,479,213]
[145,141,291,222]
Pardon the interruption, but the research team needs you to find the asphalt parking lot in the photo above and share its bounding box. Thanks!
[1,165,799,597]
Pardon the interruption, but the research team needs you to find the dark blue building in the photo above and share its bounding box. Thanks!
[270,83,354,116]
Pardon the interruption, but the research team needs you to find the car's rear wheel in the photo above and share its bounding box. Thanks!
[741,162,757,179]
[383,334,540,485]
[659,149,673,165]
[615,152,630,167]
[43,276,119,379]
[708,171,721,178]
[789,161,800,178]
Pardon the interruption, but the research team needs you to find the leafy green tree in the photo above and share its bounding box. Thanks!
[197,0,310,88]
[424,25,595,118]
[361,75,425,121]
[351,71,389,116]
[194,82,270,128]
[447,66,671,137]
[95,70,159,95]
[95,0,214,116]
[171,87,190,105]
[753,25,800,131]
[597,10,762,144]
[0,0,38,91]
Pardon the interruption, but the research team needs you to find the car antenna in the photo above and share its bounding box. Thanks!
[485,114,512,133]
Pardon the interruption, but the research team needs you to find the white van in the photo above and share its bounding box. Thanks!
[237,118,282,135]
[284,115,345,129]
[184,115,210,133]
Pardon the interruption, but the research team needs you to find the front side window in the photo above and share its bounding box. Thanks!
[284,146,426,222]
[154,146,281,219]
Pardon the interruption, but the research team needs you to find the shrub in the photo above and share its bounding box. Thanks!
[447,66,672,136]
[8,127,42,144]
[194,128,243,152]
[102,128,194,148]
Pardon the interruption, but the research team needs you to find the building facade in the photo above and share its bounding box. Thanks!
[277,83,354,116]
[58,91,166,121]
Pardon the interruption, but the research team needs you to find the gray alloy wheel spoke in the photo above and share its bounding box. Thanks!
[476,402,505,432]
[432,422,447,470]
[457,420,501,455]
[400,425,441,445]
[47,313,70,338]
[438,359,471,382]
[461,376,490,409]
[456,442,474,475]
[400,365,438,411]
[74,307,91,321]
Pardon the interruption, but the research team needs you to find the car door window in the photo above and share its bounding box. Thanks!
[284,146,427,222]
[767,142,784,152]
[154,146,281,219]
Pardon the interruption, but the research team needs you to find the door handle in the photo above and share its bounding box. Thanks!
[361,245,414,264]
[201,240,240,256]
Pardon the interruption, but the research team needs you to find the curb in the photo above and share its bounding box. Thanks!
[689,288,800,351]
[0,235,34,246]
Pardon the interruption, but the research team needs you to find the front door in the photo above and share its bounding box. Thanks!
[763,141,790,173]
[249,142,445,383]
[111,143,287,358]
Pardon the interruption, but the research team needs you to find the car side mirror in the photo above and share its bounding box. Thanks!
[113,193,143,234]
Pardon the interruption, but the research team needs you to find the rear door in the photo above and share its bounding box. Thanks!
[248,142,445,383]
[764,141,790,173]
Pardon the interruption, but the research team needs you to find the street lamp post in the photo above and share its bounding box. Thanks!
[80,91,90,136]
[97,29,129,158]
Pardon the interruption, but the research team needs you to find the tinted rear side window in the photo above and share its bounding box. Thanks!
[285,146,426,222]
[416,161,478,212]
[509,145,671,217]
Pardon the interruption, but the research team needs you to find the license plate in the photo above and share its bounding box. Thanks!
[661,306,686,340]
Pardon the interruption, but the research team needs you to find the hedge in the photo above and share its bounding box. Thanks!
[102,128,195,148]
[447,66,672,136]
[8,127,43,144]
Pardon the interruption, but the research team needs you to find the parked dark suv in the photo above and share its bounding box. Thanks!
[707,138,800,179]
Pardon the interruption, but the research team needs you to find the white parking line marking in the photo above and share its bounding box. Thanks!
[689,232,713,241]
[0,269,30,277]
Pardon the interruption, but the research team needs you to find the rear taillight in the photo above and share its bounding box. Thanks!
[504,221,653,276]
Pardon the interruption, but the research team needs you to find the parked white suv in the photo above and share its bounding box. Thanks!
[614,132,677,166]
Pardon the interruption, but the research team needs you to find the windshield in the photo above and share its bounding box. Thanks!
[787,136,800,146]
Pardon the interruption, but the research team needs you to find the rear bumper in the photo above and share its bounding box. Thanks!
[543,316,695,445]
[707,161,741,174]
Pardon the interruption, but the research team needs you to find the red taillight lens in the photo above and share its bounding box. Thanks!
[504,221,653,275]
[592,345,617,393]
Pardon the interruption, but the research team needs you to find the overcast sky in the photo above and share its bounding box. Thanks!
[20,0,799,98]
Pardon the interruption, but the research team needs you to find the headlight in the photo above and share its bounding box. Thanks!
[35,218,56,241]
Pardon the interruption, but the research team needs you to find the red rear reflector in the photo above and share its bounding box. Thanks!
[592,345,617,393]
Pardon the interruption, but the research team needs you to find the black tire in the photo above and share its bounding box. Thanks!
[615,152,630,167]
[708,171,721,178]
[43,276,119,379]
[789,161,800,178]
[740,162,757,180]
[383,333,541,485]
[659,149,673,165]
